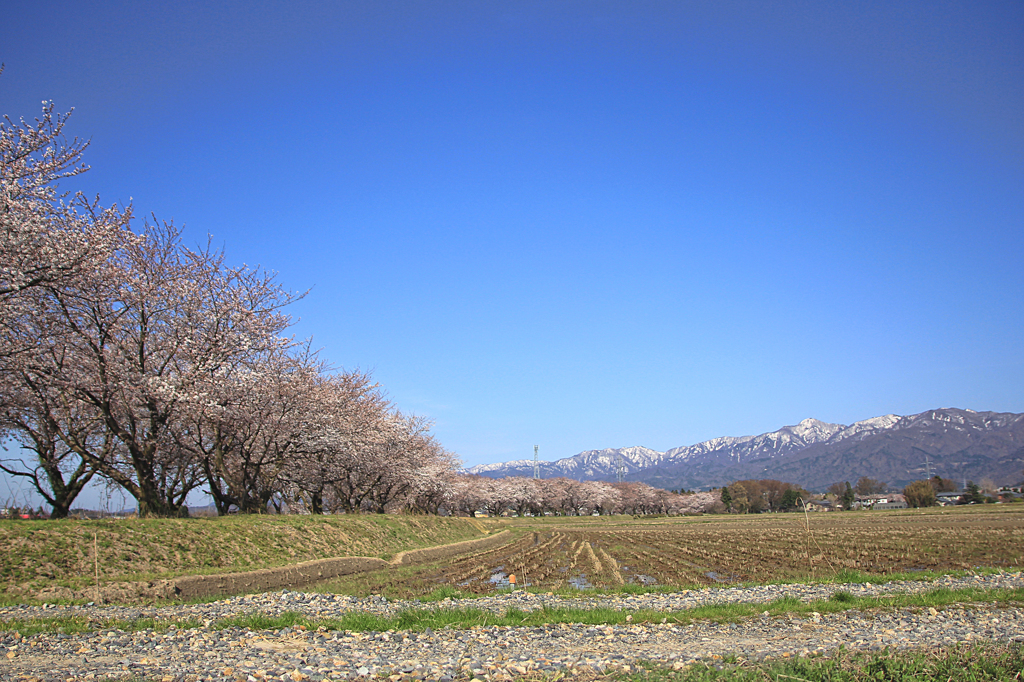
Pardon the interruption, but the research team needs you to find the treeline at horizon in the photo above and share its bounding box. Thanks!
[1,475,723,519]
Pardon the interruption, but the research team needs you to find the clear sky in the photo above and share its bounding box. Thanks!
[1,1,1022,509]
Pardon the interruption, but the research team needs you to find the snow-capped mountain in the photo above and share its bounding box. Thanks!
[662,418,845,466]
[466,446,664,480]
[466,408,1024,491]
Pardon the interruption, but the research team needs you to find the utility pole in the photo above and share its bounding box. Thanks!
[533,445,540,480]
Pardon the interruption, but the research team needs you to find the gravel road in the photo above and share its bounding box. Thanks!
[2,572,1023,681]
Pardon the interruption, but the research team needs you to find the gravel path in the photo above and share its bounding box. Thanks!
[2,572,1023,681]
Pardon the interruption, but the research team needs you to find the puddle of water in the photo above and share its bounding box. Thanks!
[568,574,593,589]
[488,566,529,590]
[632,574,658,586]
[489,568,510,589]
[704,571,738,583]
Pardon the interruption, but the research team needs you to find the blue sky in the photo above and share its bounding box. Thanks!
[1,0,1022,506]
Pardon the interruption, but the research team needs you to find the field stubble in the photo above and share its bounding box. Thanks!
[320,506,1024,597]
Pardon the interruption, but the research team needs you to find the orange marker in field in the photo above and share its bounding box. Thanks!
[508,574,516,589]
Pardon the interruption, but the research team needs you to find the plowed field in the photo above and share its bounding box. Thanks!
[326,506,1024,595]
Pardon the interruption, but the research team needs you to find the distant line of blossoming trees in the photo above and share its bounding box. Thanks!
[414,477,721,517]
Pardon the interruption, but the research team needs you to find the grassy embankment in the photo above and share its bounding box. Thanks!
[0,514,498,602]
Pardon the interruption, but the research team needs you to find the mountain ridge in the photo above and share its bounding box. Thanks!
[465,408,1024,491]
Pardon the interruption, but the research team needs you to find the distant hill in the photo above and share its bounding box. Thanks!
[466,408,1024,491]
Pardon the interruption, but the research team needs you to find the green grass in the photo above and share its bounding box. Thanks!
[4,585,1022,637]
[420,585,469,601]
[613,643,1024,681]
[830,590,855,603]
[0,614,201,637]
[606,583,683,596]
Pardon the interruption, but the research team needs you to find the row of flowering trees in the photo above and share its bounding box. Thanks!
[409,476,722,517]
[0,92,456,517]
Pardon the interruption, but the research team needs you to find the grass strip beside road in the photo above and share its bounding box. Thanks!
[616,643,1024,682]
[3,585,1023,638]
[215,583,1024,631]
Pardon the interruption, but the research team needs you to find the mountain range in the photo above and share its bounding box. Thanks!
[465,408,1024,491]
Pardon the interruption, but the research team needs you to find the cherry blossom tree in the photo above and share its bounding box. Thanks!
[2,85,462,518]
[0,373,110,518]
[359,413,457,513]
[1,91,90,299]
[9,220,300,516]
[282,370,391,514]
[448,475,491,516]
[673,490,721,515]
[1,87,133,363]
[178,345,318,514]
[1,87,135,514]
[405,472,456,515]
[500,476,542,516]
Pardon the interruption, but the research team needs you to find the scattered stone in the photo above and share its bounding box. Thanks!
[1,572,1022,679]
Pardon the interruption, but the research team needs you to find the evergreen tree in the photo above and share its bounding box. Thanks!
[965,481,986,504]
[841,482,855,511]
[720,486,733,512]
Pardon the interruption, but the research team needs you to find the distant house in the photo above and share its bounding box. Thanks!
[806,500,836,512]
[873,494,908,510]
[997,486,1022,499]
[857,494,907,510]
[936,491,964,506]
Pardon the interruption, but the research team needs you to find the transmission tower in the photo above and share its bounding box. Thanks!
[923,454,934,479]
[616,452,625,483]
[533,445,540,480]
